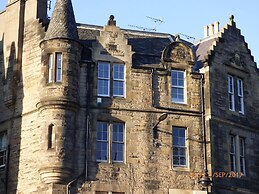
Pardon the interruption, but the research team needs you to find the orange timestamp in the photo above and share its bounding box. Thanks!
[190,171,244,179]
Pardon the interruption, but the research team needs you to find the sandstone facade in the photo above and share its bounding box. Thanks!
[0,1,258,194]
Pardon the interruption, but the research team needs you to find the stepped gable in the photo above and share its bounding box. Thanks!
[193,15,257,70]
[44,0,79,41]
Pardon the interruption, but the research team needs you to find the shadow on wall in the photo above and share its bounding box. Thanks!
[0,40,24,194]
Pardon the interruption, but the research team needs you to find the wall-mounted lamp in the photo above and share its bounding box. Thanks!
[152,113,168,147]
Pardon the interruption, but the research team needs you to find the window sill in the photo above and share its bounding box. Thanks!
[96,161,126,166]
[172,166,189,172]
[228,109,245,117]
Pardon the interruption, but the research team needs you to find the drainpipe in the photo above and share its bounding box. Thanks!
[85,115,89,181]
[66,172,84,194]
[198,73,212,190]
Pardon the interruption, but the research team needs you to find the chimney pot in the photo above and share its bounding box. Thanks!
[209,24,214,36]
[214,21,220,33]
[204,25,209,38]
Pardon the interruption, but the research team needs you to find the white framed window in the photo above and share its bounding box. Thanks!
[228,75,245,114]
[230,135,246,175]
[96,122,125,163]
[172,70,185,103]
[55,53,62,82]
[98,62,110,96]
[113,64,125,97]
[230,135,236,171]
[237,78,244,114]
[228,75,235,111]
[239,137,246,175]
[172,127,187,167]
[48,53,62,83]
[0,132,7,168]
[98,62,125,97]
[48,54,53,83]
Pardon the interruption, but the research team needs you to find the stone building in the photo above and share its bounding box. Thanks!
[0,0,259,194]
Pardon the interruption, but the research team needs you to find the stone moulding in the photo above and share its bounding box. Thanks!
[39,166,72,184]
[36,98,80,113]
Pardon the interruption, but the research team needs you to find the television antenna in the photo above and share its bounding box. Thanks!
[128,16,164,32]
[128,25,156,32]
[178,33,195,41]
[146,16,164,31]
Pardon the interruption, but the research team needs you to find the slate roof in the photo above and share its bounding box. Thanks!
[77,24,173,68]
[44,0,79,41]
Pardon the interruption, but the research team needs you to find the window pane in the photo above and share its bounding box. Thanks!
[96,122,108,162]
[172,70,185,102]
[172,128,186,167]
[113,81,124,96]
[98,80,109,96]
[0,133,7,149]
[113,64,124,80]
[112,123,124,162]
[48,54,53,83]
[56,53,62,82]
[172,87,184,103]
[0,133,7,167]
[113,64,124,97]
[98,63,110,79]
[237,78,244,113]
[228,75,235,111]
[98,63,110,96]
[112,143,124,162]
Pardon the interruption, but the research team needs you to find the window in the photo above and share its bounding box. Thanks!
[48,124,55,149]
[98,62,125,97]
[228,75,244,114]
[230,135,246,175]
[237,78,244,113]
[172,127,187,167]
[172,70,185,103]
[0,132,7,168]
[228,75,235,111]
[96,122,125,163]
[48,53,62,83]
[230,136,236,171]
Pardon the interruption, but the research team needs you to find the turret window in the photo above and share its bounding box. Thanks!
[48,53,63,83]
[47,124,55,149]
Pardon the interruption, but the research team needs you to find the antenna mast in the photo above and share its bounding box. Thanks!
[146,16,164,31]
[128,16,164,32]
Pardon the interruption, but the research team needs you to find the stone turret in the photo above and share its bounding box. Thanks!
[37,0,82,184]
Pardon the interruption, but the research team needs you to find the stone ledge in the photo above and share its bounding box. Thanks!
[36,98,79,112]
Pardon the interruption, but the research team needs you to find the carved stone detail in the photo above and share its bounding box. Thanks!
[171,47,188,62]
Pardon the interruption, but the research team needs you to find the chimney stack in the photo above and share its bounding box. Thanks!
[204,21,220,38]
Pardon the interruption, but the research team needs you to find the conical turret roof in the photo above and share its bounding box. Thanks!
[44,0,79,41]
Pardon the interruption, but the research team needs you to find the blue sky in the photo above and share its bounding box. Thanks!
[1,0,258,64]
